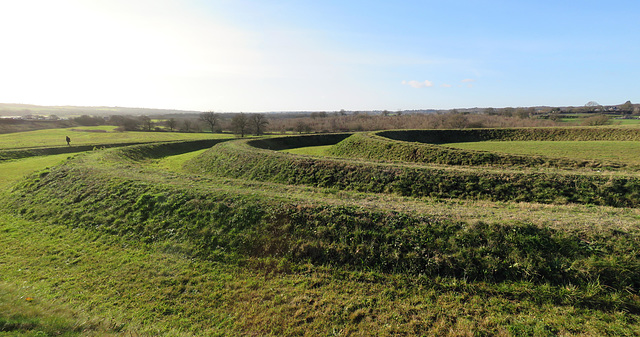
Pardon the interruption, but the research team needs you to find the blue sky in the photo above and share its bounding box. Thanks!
[0,0,638,112]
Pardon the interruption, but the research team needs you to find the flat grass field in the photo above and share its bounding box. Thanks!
[443,140,640,166]
[281,144,333,156]
[0,153,71,189]
[0,126,233,150]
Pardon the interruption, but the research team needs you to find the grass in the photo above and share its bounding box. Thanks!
[2,127,640,335]
[328,130,640,172]
[443,140,640,166]
[280,145,333,156]
[613,118,640,125]
[0,153,71,189]
[0,282,97,337]
[155,149,209,172]
[0,127,234,150]
[187,136,640,207]
[2,210,639,336]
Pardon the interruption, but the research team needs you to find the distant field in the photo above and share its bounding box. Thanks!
[443,140,640,165]
[613,119,640,125]
[281,145,333,156]
[556,117,640,125]
[0,126,234,150]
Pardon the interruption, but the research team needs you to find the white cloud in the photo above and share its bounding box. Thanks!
[402,80,434,88]
[441,84,452,88]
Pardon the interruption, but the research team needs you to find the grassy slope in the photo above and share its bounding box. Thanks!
[5,212,639,336]
[328,131,640,171]
[285,140,640,167]
[187,138,640,207]
[2,132,640,335]
[444,141,640,166]
[285,140,640,169]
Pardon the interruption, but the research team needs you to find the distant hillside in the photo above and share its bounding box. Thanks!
[0,103,201,117]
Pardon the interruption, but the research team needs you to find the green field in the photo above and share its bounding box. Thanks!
[280,144,333,156]
[443,140,640,166]
[0,153,71,189]
[0,126,233,150]
[2,127,640,336]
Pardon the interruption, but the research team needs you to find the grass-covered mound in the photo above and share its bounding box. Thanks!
[4,140,640,335]
[185,136,640,207]
[378,127,640,144]
[327,132,628,169]
[4,213,639,336]
[6,142,640,294]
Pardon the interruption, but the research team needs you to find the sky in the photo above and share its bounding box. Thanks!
[0,0,638,112]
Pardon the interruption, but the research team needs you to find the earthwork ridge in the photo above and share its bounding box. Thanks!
[186,127,640,207]
[7,127,640,310]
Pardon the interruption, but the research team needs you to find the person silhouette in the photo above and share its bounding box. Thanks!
[66,136,71,146]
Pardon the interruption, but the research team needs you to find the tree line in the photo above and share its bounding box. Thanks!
[64,99,639,136]
[70,112,270,137]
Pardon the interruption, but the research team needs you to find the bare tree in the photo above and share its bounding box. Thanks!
[295,121,312,134]
[165,118,177,131]
[140,115,153,131]
[182,119,193,132]
[199,111,220,133]
[110,115,140,131]
[249,113,269,135]
[231,113,249,137]
[483,107,497,115]
[444,113,469,129]
[621,100,634,114]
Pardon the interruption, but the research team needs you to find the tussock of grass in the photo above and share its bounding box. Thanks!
[0,282,110,337]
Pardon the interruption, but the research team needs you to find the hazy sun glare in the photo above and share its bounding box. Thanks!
[1,0,638,112]
[0,0,259,109]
